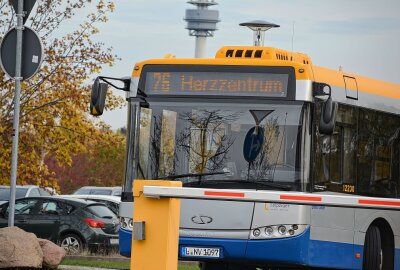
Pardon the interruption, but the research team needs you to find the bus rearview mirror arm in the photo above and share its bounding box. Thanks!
[97,76,131,91]
[90,76,146,116]
[312,82,331,97]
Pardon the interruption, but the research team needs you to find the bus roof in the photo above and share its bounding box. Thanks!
[132,45,400,101]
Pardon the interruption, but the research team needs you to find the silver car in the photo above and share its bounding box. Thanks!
[73,186,122,197]
[0,185,50,205]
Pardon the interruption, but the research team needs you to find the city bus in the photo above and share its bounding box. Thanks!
[90,43,400,269]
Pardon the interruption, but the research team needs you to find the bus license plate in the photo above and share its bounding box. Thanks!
[182,247,220,258]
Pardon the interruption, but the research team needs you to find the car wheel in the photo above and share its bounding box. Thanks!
[59,234,83,255]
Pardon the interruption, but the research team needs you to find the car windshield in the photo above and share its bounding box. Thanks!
[74,189,112,195]
[137,100,305,191]
[0,188,28,201]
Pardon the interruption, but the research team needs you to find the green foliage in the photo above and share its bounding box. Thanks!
[0,0,124,191]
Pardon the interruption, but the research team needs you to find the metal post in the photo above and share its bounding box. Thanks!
[131,180,182,270]
[195,35,207,58]
[8,0,24,227]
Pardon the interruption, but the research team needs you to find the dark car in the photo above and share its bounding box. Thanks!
[0,197,119,254]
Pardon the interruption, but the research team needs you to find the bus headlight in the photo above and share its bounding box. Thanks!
[120,217,132,231]
[253,228,261,237]
[250,225,309,239]
[277,226,286,235]
[121,220,128,229]
[265,226,274,236]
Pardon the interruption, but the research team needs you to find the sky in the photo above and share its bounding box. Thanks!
[73,0,400,129]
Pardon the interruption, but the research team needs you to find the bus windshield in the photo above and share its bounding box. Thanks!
[137,100,305,191]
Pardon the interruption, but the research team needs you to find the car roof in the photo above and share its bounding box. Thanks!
[77,186,121,190]
[58,194,121,203]
[0,185,39,188]
[6,196,108,208]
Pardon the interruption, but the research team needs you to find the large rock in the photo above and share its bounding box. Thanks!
[38,238,67,269]
[0,226,43,269]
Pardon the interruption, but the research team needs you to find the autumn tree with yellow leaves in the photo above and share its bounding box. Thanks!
[0,0,125,191]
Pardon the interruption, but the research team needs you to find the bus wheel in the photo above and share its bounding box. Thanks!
[362,225,382,270]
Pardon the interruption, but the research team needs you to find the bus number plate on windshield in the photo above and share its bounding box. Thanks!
[182,247,220,258]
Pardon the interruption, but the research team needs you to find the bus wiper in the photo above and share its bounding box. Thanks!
[156,171,228,180]
[184,179,292,191]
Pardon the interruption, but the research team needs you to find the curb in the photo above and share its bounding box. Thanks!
[60,256,198,269]
[58,266,126,270]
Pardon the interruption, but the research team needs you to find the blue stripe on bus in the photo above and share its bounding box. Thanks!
[308,239,362,269]
[179,230,310,266]
[180,229,360,269]
[310,242,400,269]
[120,227,400,270]
[119,229,132,257]
[179,237,248,260]
[396,249,400,270]
[244,229,310,265]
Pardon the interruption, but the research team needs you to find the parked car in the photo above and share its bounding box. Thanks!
[0,185,50,205]
[58,194,120,215]
[0,196,119,254]
[73,186,122,196]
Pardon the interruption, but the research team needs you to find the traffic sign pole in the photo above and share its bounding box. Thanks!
[8,0,24,227]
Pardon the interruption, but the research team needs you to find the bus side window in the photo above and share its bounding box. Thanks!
[341,107,358,189]
[313,103,357,193]
[392,131,400,198]
[357,109,400,198]
[358,110,400,197]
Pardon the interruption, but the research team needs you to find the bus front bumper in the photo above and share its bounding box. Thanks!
[179,229,310,266]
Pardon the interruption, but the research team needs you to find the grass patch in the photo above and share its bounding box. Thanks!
[61,258,199,270]
[178,266,200,270]
[62,258,130,269]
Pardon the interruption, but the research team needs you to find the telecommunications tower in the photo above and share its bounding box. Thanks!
[184,0,220,58]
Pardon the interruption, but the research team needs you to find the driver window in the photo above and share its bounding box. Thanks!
[313,103,357,193]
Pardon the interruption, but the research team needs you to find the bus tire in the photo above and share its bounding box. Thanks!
[362,225,381,270]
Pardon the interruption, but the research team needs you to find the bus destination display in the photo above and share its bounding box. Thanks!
[145,72,289,97]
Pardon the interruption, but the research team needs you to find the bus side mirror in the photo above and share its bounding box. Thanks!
[90,77,108,116]
[319,96,337,135]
